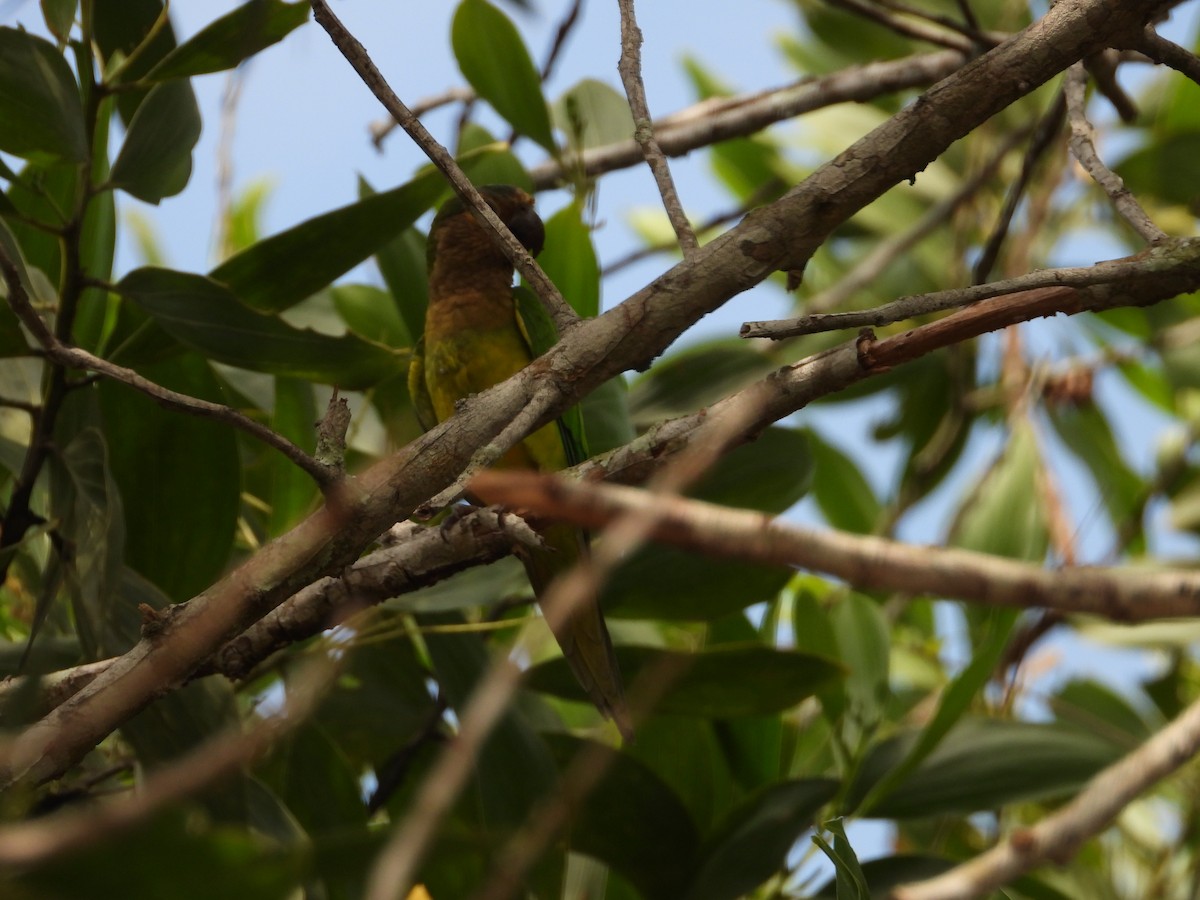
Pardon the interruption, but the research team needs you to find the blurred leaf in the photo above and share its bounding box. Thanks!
[1051,679,1154,745]
[806,428,881,534]
[452,0,556,152]
[530,644,840,717]
[848,718,1123,818]
[118,267,407,389]
[332,283,411,348]
[812,855,957,898]
[950,420,1047,560]
[581,375,635,455]
[3,159,76,289]
[685,778,839,900]
[831,592,890,732]
[98,352,239,600]
[41,0,76,42]
[14,812,299,900]
[260,723,368,835]
[109,79,201,203]
[456,123,533,188]
[688,426,811,513]
[146,0,309,80]
[264,376,318,536]
[0,27,87,162]
[421,611,558,828]
[553,78,634,151]
[630,340,775,425]
[1116,132,1200,212]
[1047,402,1143,527]
[544,733,699,900]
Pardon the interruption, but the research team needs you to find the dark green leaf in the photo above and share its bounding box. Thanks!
[109,79,201,203]
[93,0,186,124]
[260,724,369,835]
[1116,132,1200,212]
[690,426,811,513]
[264,376,319,536]
[332,283,411,348]
[544,733,699,900]
[1047,402,1143,527]
[0,27,87,162]
[685,779,839,900]
[811,855,957,898]
[848,719,1123,818]
[527,644,841,717]
[146,0,309,81]
[211,165,461,314]
[118,267,407,389]
[630,339,775,426]
[452,0,556,151]
[98,352,239,600]
[950,420,1047,560]
[537,201,599,317]
[41,0,77,43]
[807,428,881,533]
[2,159,76,287]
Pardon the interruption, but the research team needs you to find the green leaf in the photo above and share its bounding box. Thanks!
[848,718,1123,818]
[41,0,77,43]
[109,78,201,203]
[553,78,634,151]
[685,779,839,900]
[689,426,812,513]
[260,723,369,835]
[537,202,599,318]
[93,0,187,125]
[630,339,775,426]
[332,283,411,348]
[0,27,87,162]
[1116,131,1200,211]
[98,353,240,600]
[950,420,1047,560]
[452,0,556,152]
[262,376,318,536]
[456,123,533,188]
[812,819,869,900]
[527,644,842,717]
[420,611,558,828]
[811,856,957,898]
[857,608,1018,815]
[118,267,407,389]
[211,165,461,314]
[831,592,891,731]
[807,428,881,534]
[1047,402,1144,528]
[146,0,309,81]
[544,734,699,900]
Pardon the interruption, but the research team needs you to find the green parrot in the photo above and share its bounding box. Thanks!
[408,184,630,737]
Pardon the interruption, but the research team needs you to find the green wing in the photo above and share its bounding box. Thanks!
[406,335,439,433]
[514,285,588,467]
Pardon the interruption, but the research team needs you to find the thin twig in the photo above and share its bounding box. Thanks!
[893,693,1200,900]
[741,248,1183,339]
[370,87,475,149]
[530,50,967,188]
[1133,26,1200,86]
[1064,63,1166,244]
[541,0,584,81]
[615,0,697,254]
[973,89,1066,284]
[872,0,998,46]
[0,240,337,488]
[824,0,976,52]
[308,0,578,332]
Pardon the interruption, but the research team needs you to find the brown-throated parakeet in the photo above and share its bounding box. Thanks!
[408,185,630,736]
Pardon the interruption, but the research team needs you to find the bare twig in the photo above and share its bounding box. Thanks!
[0,243,337,487]
[893,694,1200,900]
[530,50,968,189]
[1064,63,1166,244]
[616,0,697,254]
[213,69,245,261]
[370,87,475,149]
[973,89,1066,284]
[308,0,578,332]
[541,0,585,81]
[741,243,1195,339]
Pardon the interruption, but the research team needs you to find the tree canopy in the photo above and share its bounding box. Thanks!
[2,1,1200,898]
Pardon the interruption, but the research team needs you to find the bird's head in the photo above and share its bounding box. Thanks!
[426,185,544,276]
